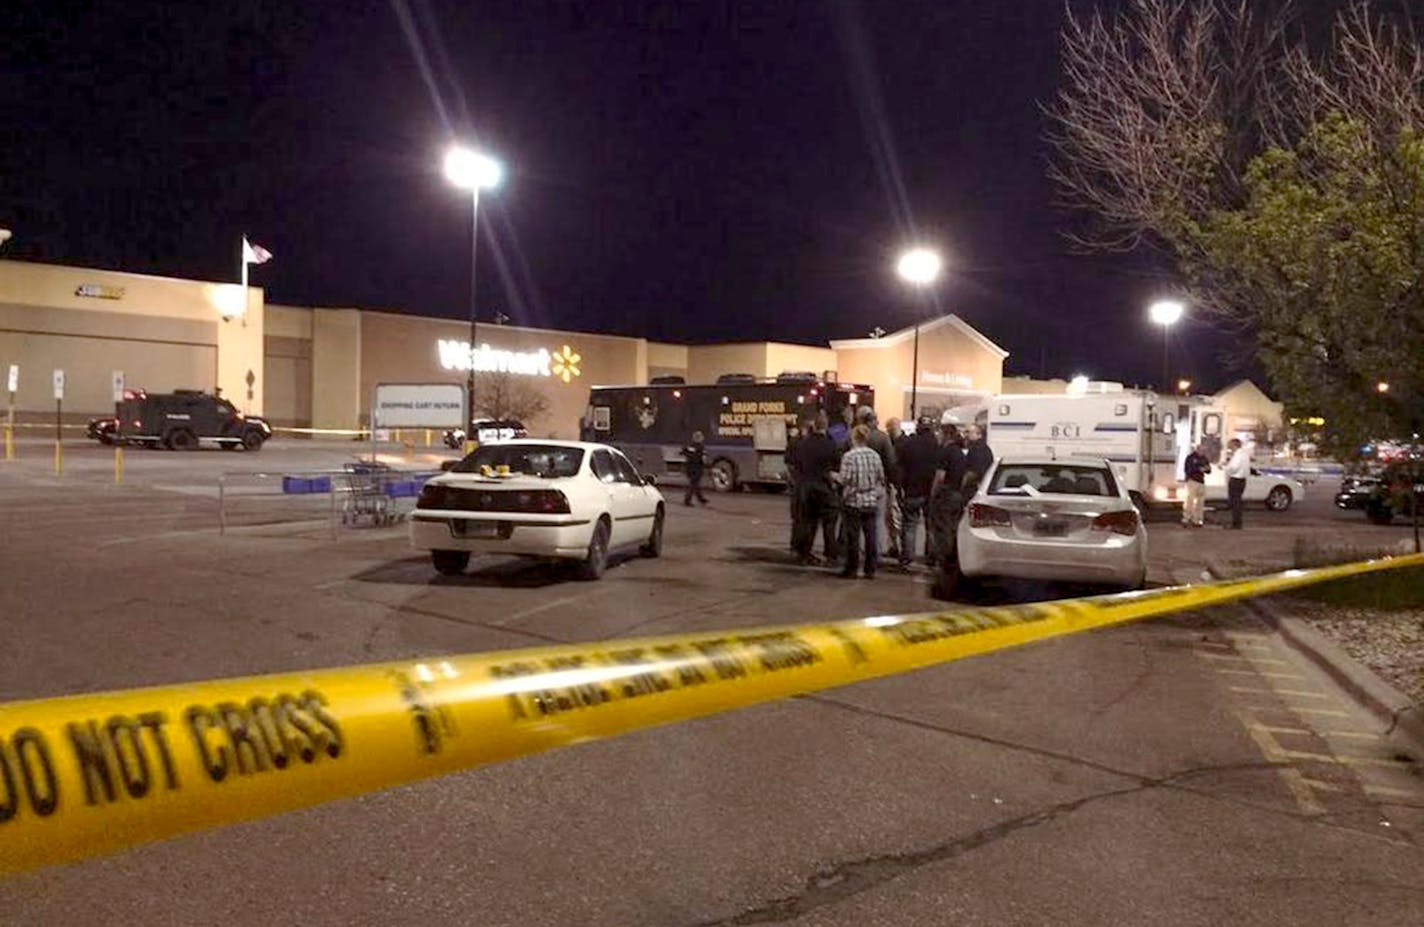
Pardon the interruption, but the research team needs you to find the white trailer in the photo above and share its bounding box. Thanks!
[985,391,1178,506]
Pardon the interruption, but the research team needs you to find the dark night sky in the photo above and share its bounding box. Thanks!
[4,0,1244,390]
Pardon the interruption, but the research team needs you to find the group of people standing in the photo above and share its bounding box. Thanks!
[786,406,993,580]
[1180,436,1253,529]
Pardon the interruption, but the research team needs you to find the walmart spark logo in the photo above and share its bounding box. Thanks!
[551,345,581,383]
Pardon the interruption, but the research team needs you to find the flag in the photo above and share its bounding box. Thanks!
[242,238,273,265]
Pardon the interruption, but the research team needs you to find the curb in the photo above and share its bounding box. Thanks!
[1241,593,1424,750]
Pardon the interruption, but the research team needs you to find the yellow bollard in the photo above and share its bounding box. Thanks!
[394,429,402,444]
[425,429,432,448]
[3,423,12,461]
[54,440,63,477]
[115,445,124,484]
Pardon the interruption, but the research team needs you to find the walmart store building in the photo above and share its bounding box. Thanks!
[0,259,1008,436]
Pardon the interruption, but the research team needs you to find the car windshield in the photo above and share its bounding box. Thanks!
[988,464,1118,497]
[451,444,583,478]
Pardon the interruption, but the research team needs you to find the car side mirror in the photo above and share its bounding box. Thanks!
[440,460,459,472]
[643,475,657,486]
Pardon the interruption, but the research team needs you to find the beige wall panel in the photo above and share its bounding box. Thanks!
[263,355,312,427]
[686,344,769,383]
[0,331,215,416]
[357,312,644,439]
[0,259,251,323]
[311,309,362,430]
[646,341,688,371]
[265,304,314,340]
[0,302,215,346]
[764,343,837,378]
[216,295,264,415]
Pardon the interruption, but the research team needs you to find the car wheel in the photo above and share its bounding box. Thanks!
[166,428,197,451]
[97,434,114,446]
[577,518,611,580]
[709,459,737,493]
[640,506,664,558]
[1264,486,1293,512]
[240,429,265,451]
[431,550,470,575]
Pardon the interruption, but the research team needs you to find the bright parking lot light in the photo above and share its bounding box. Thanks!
[896,247,943,286]
[443,146,503,191]
[1148,299,1185,326]
[1177,379,1191,393]
[1377,381,1390,393]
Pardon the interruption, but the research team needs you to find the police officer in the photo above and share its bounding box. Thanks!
[896,415,941,568]
[790,413,841,565]
[681,431,709,506]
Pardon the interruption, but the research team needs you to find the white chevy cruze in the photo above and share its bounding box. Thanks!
[410,440,666,580]
[946,456,1148,595]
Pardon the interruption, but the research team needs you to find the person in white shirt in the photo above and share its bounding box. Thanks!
[1223,438,1252,529]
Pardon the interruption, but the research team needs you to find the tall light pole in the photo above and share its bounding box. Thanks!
[444,144,504,451]
[1148,299,1185,392]
[896,246,943,420]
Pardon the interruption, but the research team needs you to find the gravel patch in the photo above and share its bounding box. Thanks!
[1293,600,1424,704]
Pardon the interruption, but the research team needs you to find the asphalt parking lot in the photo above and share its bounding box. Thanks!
[2,439,1422,925]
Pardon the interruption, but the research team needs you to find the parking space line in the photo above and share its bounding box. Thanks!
[1238,712,1326,815]
[1215,669,1307,680]
[1319,729,1385,741]
[1301,777,1345,793]
[1197,652,1290,667]
[1279,750,1413,769]
[1366,784,1423,800]
[1229,686,1330,699]
[1279,707,1352,718]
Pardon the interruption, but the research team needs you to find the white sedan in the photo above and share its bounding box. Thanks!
[1153,468,1306,511]
[410,440,665,580]
[1204,467,1305,512]
[940,456,1148,597]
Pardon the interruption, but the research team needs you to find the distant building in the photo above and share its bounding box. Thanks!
[0,258,1009,437]
[1212,379,1285,442]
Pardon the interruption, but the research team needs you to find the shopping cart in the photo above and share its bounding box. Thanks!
[340,460,396,526]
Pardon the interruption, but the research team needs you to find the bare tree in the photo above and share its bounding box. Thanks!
[1045,0,1293,259]
[473,370,550,424]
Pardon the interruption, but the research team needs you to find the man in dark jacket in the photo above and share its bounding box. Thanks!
[963,423,994,494]
[790,413,841,565]
[681,431,709,506]
[896,416,941,568]
[1182,444,1211,528]
[929,423,968,564]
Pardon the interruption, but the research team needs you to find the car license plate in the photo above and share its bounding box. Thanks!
[1033,520,1069,538]
[451,520,499,539]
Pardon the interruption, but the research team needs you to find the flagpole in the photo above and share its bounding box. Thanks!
[240,236,249,329]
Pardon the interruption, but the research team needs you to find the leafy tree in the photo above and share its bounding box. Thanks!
[1047,1,1423,453]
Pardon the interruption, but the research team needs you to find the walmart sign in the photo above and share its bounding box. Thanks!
[436,340,581,383]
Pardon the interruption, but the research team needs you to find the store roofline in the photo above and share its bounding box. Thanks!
[0,256,265,293]
[829,314,1009,359]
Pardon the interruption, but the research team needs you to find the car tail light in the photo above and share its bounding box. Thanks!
[516,490,571,514]
[1091,510,1140,536]
[967,503,1012,527]
[132,420,142,428]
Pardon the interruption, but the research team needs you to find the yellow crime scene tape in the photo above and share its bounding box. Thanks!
[1,552,1419,875]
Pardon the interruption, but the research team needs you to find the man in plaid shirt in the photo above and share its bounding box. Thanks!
[836,424,887,578]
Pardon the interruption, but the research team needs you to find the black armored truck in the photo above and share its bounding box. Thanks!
[113,389,272,451]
